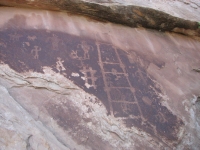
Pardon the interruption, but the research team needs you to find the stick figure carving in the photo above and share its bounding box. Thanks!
[80,66,97,89]
[111,68,121,80]
[46,34,63,50]
[78,41,93,59]
[56,57,66,72]
[31,46,41,59]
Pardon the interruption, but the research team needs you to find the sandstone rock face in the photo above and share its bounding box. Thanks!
[0,0,200,39]
[0,4,200,150]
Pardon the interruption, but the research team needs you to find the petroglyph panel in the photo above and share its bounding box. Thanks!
[0,28,183,145]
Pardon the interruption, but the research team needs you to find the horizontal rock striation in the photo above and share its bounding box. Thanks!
[0,0,199,39]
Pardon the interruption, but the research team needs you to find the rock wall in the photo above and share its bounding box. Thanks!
[0,0,200,39]
[0,2,199,150]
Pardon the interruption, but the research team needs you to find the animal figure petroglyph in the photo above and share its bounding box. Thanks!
[9,33,22,41]
[31,46,41,59]
[27,35,37,41]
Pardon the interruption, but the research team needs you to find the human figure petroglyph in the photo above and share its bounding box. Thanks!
[46,34,63,50]
[9,33,22,41]
[111,68,121,80]
[56,57,66,72]
[27,35,37,41]
[31,46,41,59]
[78,41,93,59]
[80,66,97,89]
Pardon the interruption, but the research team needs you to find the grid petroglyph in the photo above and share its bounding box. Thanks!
[0,29,184,146]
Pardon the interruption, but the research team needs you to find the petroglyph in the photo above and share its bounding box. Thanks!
[80,66,97,89]
[78,41,93,59]
[70,50,79,59]
[23,42,30,47]
[56,57,66,72]
[155,111,168,124]
[9,33,22,41]
[0,29,184,145]
[31,46,41,59]
[27,35,37,41]
[46,34,63,50]
[111,68,122,80]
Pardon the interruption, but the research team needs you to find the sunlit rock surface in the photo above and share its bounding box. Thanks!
[0,0,200,39]
[0,6,200,150]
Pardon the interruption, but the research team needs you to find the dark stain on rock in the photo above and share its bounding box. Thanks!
[0,28,184,146]
[45,100,114,150]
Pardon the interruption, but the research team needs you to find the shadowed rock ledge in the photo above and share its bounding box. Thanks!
[0,0,200,39]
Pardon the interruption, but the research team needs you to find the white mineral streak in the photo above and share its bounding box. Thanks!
[71,72,80,77]
[0,64,157,149]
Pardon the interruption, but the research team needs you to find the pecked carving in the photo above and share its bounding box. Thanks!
[0,29,184,147]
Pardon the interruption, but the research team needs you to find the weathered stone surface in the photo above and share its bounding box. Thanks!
[0,7,200,149]
[0,0,199,39]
